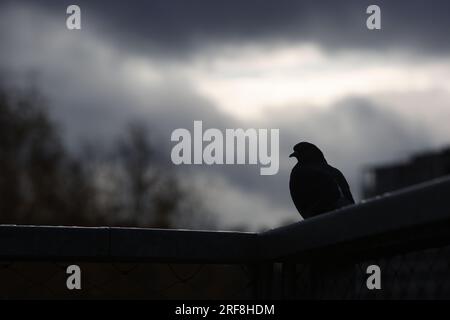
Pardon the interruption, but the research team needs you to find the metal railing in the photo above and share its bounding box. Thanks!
[1,176,450,299]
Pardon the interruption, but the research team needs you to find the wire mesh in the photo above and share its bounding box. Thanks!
[0,261,256,299]
[286,244,450,299]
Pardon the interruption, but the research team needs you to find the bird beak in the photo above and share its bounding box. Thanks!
[289,152,296,158]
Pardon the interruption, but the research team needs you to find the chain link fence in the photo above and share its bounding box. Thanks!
[0,261,256,299]
[2,239,450,299]
[276,244,450,300]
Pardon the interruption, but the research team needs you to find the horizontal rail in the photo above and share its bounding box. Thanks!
[0,226,258,263]
[261,175,450,261]
[1,176,450,263]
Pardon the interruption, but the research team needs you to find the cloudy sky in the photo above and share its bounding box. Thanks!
[2,0,450,230]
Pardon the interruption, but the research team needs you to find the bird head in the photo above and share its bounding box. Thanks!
[289,142,327,164]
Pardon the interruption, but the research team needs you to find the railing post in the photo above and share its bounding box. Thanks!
[281,262,296,299]
[252,263,274,299]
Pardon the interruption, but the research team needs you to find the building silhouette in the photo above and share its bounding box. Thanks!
[363,147,450,198]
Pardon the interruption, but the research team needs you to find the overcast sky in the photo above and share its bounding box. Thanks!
[2,0,450,230]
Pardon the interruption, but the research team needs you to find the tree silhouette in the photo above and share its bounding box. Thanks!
[0,87,96,225]
[0,84,212,228]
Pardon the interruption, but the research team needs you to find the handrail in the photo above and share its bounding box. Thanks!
[0,225,258,263]
[1,176,450,264]
[261,175,450,261]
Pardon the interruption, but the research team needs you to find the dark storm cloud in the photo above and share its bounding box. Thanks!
[8,0,450,57]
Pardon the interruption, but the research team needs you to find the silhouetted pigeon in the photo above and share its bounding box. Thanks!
[289,142,354,219]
